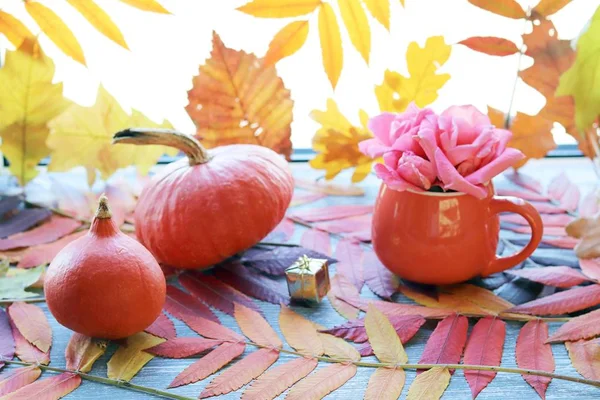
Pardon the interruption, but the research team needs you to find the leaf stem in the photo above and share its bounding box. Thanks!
[257,241,298,247]
[504,9,530,128]
[0,359,195,400]
[0,297,46,304]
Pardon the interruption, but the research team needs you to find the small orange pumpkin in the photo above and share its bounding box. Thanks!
[112,129,294,269]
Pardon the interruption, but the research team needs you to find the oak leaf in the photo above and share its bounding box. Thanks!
[516,320,554,398]
[107,332,165,382]
[406,367,451,400]
[186,31,293,158]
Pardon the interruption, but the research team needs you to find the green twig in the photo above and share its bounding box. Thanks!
[0,297,46,304]
[257,241,298,247]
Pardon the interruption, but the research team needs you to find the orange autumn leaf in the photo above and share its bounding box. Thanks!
[65,333,106,373]
[286,363,357,400]
[467,0,526,19]
[279,304,323,357]
[264,20,309,66]
[7,302,52,353]
[0,11,34,49]
[533,0,572,17]
[242,357,318,400]
[186,31,293,158]
[565,339,600,380]
[365,304,408,364]
[458,36,519,56]
[237,0,322,18]
[327,274,361,319]
[318,333,361,362]
[318,3,343,89]
[234,303,282,349]
[442,284,514,314]
[399,284,491,315]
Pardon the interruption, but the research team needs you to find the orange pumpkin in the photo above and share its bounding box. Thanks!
[112,129,294,269]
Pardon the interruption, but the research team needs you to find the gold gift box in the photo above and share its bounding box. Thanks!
[285,255,330,303]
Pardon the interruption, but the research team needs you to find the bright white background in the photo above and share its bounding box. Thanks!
[1,0,598,149]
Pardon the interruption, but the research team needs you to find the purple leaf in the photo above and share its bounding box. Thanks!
[242,246,336,276]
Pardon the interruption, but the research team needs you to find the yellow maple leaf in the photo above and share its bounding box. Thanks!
[556,5,600,132]
[47,85,177,185]
[310,99,374,183]
[0,41,72,185]
[375,36,451,112]
[186,31,293,158]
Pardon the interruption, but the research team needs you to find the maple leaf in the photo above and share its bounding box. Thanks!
[186,31,293,158]
[375,36,451,112]
[310,99,374,182]
[47,85,177,185]
[0,41,72,185]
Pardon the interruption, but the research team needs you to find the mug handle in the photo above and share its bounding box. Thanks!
[482,196,543,276]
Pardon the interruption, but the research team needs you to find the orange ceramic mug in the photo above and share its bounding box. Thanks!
[372,183,543,285]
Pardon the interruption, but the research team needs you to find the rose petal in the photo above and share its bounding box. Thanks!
[465,148,525,185]
[374,163,425,192]
[492,128,512,156]
[435,148,487,199]
[442,105,491,127]
[383,151,401,168]
[358,138,391,158]
[397,153,436,190]
[367,113,397,145]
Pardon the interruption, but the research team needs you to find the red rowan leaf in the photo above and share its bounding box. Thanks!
[345,229,372,242]
[145,337,222,358]
[509,284,600,315]
[300,229,331,256]
[234,304,282,348]
[313,214,372,235]
[364,367,405,400]
[328,274,361,319]
[290,192,327,208]
[294,178,365,196]
[516,320,554,399]
[8,302,51,353]
[547,308,600,343]
[17,230,86,268]
[288,205,373,223]
[507,267,591,288]
[418,314,468,373]
[565,339,600,380]
[9,319,49,365]
[505,172,543,193]
[242,357,317,400]
[179,273,260,316]
[2,372,80,399]
[145,312,176,340]
[548,173,580,212]
[496,188,549,201]
[285,362,357,400]
[269,218,295,241]
[341,296,453,319]
[579,259,600,281]
[0,308,14,369]
[505,225,566,236]
[199,349,279,398]
[242,246,336,276]
[580,191,599,218]
[321,314,425,344]
[164,285,219,324]
[335,239,364,290]
[463,317,506,399]
[0,217,80,251]
[531,202,567,214]
[0,209,51,239]
[542,237,579,249]
[168,341,246,388]
[0,366,41,397]
[65,333,106,372]
[459,36,519,56]
[363,251,399,299]
[215,262,289,305]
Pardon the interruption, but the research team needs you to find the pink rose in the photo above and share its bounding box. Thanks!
[374,151,436,192]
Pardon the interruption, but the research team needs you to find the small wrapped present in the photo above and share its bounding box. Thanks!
[285,255,330,303]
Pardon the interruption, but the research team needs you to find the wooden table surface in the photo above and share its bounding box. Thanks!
[7,158,600,399]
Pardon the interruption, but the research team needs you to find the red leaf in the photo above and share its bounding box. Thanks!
[516,320,554,399]
[290,192,327,207]
[168,341,246,388]
[579,190,599,218]
[179,273,260,316]
[0,366,41,396]
[531,202,567,214]
[1,372,80,399]
[145,312,176,339]
[300,229,331,256]
[288,205,373,223]
[508,284,600,315]
[505,172,543,193]
[215,262,289,304]
[542,237,579,249]
[418,314,468,373]
[321,314,425,344]
[363,251,399,299]
[313,214,372,235]
[146,337,222,358]
[500,213,573,227]
[17,230,86,268]
[459,36,519,56]
[64,333,105,372]
[234,304,282,349]
[565,339,600,380]
[547,308,600,343]
[463,317,506,399]
[341,296,453,319]
[243,246,336,275]
[286,362,357,400]
[0,217,80,251]
[328,275,361,319]
[548,173,580,212]
[200,349,279,398]
[506,225,566,236]
[242,357,317,400]
[496,189,549,201]
[9,320,49,365]
[335,239,364,290]
[8,303,51,353]
[0,309,15,369]
[164,285,219,324]
[269,218,295,241]
[351,314,426,357]
[507,267,591,288]
[579,259,600,281]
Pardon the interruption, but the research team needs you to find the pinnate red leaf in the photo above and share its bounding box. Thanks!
[215,262,289,305]
[463,317,506,399]
[565,339,600,380]
[200,349,279,399]
[547,308,600,343]
[288,205,373,223]
[548,173,580,212]
[8,302,51,353]
[164,285,219,324]
[335,239,364,290]
[0,308,14,369]
[496,188,549,201]
[418,314,468,373]
[300,228,331,256]
[459,36,519,56]
[579,258,600,281]
[279,304,323,356]
[65,333,106,372]
[17,230,86,268]
[285,362,357,400]
[2,373,80,399]
[145,312,176,339]
[169,341,246,388]
[0,217,80,251]
[542,237,579,249]
[269,218,295,242]
[342,296,453,319]
[322,314,425,344]
[509,284,600,315]
[313,214,372,235]
[516,320,554,399]
[364,367,405,400]
[146,337,222,358]
[328,274,360,319]
[505,172,543,193]
[579,190,599,218]
[9,319,49,365]
[363,251,399,299]
[531,202,567,214]
[234,304,282,348]
[242,357,317,400]
[0,366,41,397]
[290,192,327,208]
[507,267,591,288]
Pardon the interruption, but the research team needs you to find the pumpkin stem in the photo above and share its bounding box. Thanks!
[112,128,211,165]
[96,195,112,219]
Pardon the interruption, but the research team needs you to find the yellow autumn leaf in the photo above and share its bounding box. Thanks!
[375,36,451,112]
[406,367,451,400]
[264,20,309,66]
[338,0,371,64]
[25,1,86,66]
[237,0,322,18]
[47,85,177,185]
[365,304,408,364]
[319,333,361,362]
[319,3,343,89]
[363,0,390,30]
[0,11,34,48]
[0,41,72,185]
[556,5,600,131]
[107,332,164,381]
[310,99,374,182]
[365,367,406,400]
[118,0,170,13]
[67,0,129,49]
